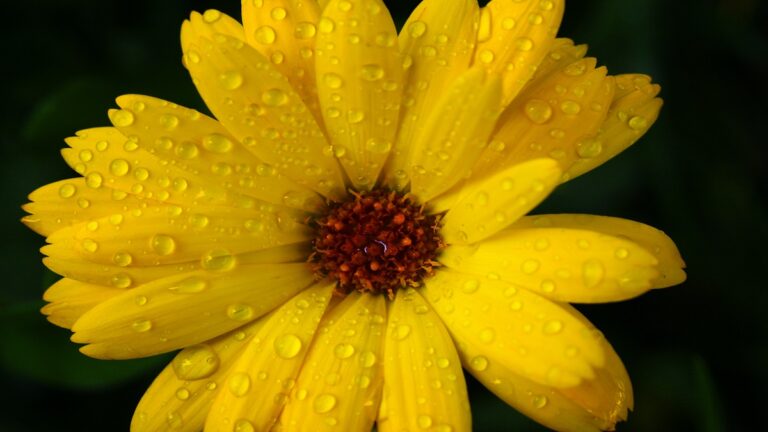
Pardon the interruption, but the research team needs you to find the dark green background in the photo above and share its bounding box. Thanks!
[1,0,765,430]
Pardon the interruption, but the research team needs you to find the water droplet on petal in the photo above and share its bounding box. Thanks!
[151,234,176,256]
[313,394,337,413]
[218,71,244,90]
[172,344,220,380]
[524,99,553,124]
[228,372,252,397]
[132,319,152,333]
[274,334,303,359]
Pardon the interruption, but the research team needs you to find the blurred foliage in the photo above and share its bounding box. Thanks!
[1,0,765,430]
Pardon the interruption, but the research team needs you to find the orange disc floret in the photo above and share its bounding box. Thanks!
[311,190,443,298]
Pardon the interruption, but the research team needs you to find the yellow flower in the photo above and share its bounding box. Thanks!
[23,0,686,431]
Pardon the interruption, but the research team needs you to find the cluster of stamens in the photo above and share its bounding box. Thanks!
[310,190,443,298]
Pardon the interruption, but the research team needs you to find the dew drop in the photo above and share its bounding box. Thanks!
[408,21,427,38]
[234,419,255,432]
[469,355,489,371]
[109,159,131,176]
[560,100,582,115]
[218,71,244,90]
[313,394,337,413]
[168,277,207,294]
[323,73,344,89]
[628,115,648,130]
[524,99,553,124]
[58,183,76,198]
[110,109,135,127]
[227,303,254,321]
[515,37,534,51]
[334,343,355,359]
[254,25,277,44]
[113,251,133,267]
[582,259,605,288]
[201,249,236,271]
[393,324,411,340]
[261,88,289,106]
[228,372,252,397]
[151,234,176,256]
[202,133,234,153]
[172,344,220,380]
[360,64,385,81]
[132,319,152,333]
[543,320,564,335]
[274,334,303,359]
[295,21,317,39]
[202,9,221,23]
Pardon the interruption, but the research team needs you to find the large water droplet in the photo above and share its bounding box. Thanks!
[274,334,303,359]
[313,394,337,413]
[172,344,220,380]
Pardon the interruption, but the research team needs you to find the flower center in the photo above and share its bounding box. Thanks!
[311,190,443,298]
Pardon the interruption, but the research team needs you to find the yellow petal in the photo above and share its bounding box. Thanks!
[71,263,316,359]
[526,38,588,85]
[132,316,269,432]
[452,302,633,431]
[241,0,323,122]
[113,94,323,213]
[61,127,278,211]
[43,243,308,290]
[439,225,661,303]
[564,74,663,181]
[42,202,310,268]
[515,214,685,288]
[41,278,123,329]
[22,178,151,237]
[184,33,346,200]
[385,0,479,189]
[475,60,614,182]
[315,0,403,190]
[474,0,564,106]
[422,269,605,388]
[205,282,334,432]
[181,10,244,54]
[408,68,502,202]
[437,158,561,245]
[557,304,634,428]
[277,292,386,431]
[377,289,471,432]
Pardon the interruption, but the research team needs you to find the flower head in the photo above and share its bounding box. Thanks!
[23,0,686,431]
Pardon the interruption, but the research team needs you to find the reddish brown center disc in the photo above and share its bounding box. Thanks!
[311,190,443,298]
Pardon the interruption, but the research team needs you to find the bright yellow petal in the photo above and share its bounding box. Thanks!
[277,292,386,431]
[377,289,471,432]
[474,0,564,106]
[183,33,346,200]
[42,202,310,268]
[474,60,614,182]
[564,74,663,181]
[132,315,269,432]
[22,178,152,237]
[557,304,634,428]
[514,214,686,288]
[408,68,502,202]
[526,38,588,85]
[43,243,308,290]
[439,226,661,303]
[71,263,315,359]
[385,0,479,189]
[241,0,323,121]
[61,127,279,211]
[315,0,403,190]
[437,158,561,245]
[451,302,633,432]
[205,282,334,432]
[180,10,244,53]
[113,94,323,213]
[41,278,123,329]
[422,269,605,388]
